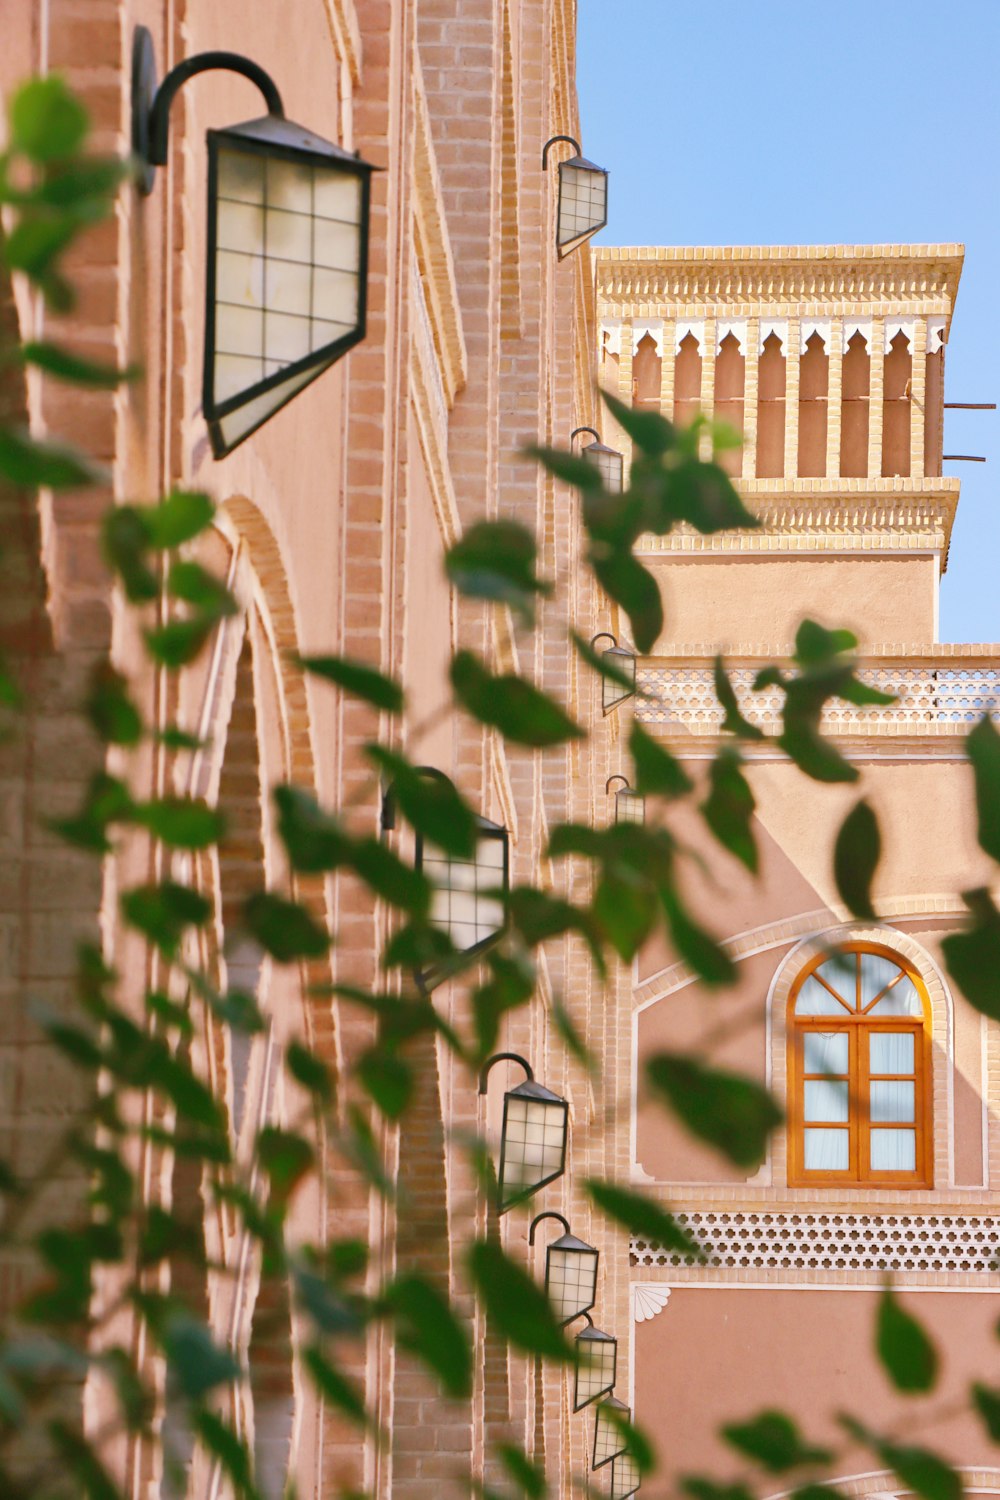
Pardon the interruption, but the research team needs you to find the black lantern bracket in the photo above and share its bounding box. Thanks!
[606,775,631,795]
[528,1210,570,1244]
[478,1052,532,1096]
[380,765,453,835]
[591,632,617,651]
[571,426,601,445]
[541,134,582,170]
[132,27,286,195]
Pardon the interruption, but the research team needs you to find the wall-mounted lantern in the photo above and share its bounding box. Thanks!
[606,775,645,825]
[528,1211,599,1326]
[571,1315,618,1411]
[542,136,609,259]
[590,633,636,713]
[593,1396,631,1470]
[611,1451,642,1498]
[132,28,375,458]
[479,1054,568,1215]
[572,426,624,495]
[382,767,509,990]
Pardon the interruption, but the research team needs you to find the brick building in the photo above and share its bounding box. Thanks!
[590,245,1000,1494]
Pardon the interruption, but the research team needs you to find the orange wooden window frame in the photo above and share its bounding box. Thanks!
[786,943,933,1189]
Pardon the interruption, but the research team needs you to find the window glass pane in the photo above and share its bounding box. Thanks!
[870,1032,914,1075]
[796,975,850,1015]
[804,1128,849,1170]
[803,1032,849,1075]
[859,951,904,1009]
[868,975,922,1017]
[804,1080,849,1122]
[870,1128,916,1171]
[870,1081,915,1123]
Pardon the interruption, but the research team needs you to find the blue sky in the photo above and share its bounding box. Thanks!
[577,0,1000,642]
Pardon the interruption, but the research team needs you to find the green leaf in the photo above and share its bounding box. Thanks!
[834,799,880,920]
[472,950,536,1057]
[682,1480,755,1500]
[160,1312,240,1400]
[451,651,584,746]
[142,1046,222,1129]
[0,426,102,489]
[445,519,552,624]
[586,1179,704,1259]
[167,559,237,618]
[589,545,663,654]
[722,1410,831,1473]
[506,886,591,948]
[132,797,225,850]
[967,715,1000,862]
[356,1048,413,1119]
[630,722,693,798]
[297,653,404,713]
[794,619,857,665]
[143,618,214,668]
[972,1382,1000,1440]
[645,1052,782,1170]
[383,1274,473,1397]
[840,1417,962,1500]
[193,1411,261,1500]
[714,657,765,740]
[303,1346,369,1427]
[497,1442,547,1498]
[551,998,598,1073]
[602,389,677,456]
[101,506,158,601]
[942,888,1000,1020]
[351,837,432,916]
[876,1287,937,1393]
[84,663,143,745]
[367,747,477,857]
[10,77,88,160]
[701,748,757,872]
[287,1042,333,1102]
[593,871,658,962]
[242,892,331,962]
[273,785,352,872]
[256,1125,314,1202]
[20,340,136,388]
[525,444,604,492]
[121,882,211,955]
[571,630,636,693]
[661,457,760,534]
[48,1422,120,1500]
[142,490,214,548]
[467,1240,570,1361]
[661,889,735,986]
[779,719,858,785]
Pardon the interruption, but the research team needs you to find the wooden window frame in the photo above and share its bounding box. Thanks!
[787,943,933,1189]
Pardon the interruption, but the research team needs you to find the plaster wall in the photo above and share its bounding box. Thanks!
[649,556,938,650]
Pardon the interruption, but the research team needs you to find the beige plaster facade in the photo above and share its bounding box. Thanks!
[591,245,1000,1496]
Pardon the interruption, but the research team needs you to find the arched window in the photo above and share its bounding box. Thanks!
[787,943,932,1188]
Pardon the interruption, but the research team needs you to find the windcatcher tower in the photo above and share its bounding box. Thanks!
[582,246,1000,1492]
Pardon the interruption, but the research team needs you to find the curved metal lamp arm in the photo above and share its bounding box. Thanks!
[605,775,631,795]
[478,1052,533,1096]
[590,632,617,651]
[571,426,601,445]
[132,27,285,190]
[566,1312,595,1332]
[528,1210,570,1245]
[542,134,581,171]
[381,765,456,832]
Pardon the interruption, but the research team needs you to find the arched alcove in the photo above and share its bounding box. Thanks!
[925,343,945,476]
[673,331,701,429]
[882,329,912,477]
[840,330,870,476]
[632,331,661,408]
[714,331,745,475]
[797,330,829,477]
[756,331,785,477]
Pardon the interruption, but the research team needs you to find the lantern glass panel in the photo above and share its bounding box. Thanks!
[573,1327,617,1410]
[583,440,624,494]
[602,647,636,713]
[615,790,645,825]
[611,1451,641,1499]
[422,821,508,957]
[593,1398,630,1470]
[498,1082,568,1212]
[557,157,608,257]
[205,118,371,457]
[545,1234,598,1324]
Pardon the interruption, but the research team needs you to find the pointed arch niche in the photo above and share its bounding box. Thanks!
[714,331,745,476]
[840,329,871,477]
[882,328,913,478]
[632,331,661,408]
[797,330,829,477]
[756,331,785,477]
[673,330,702,428]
